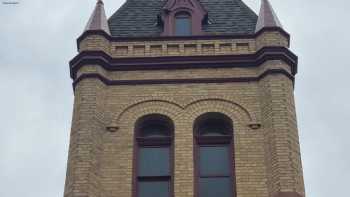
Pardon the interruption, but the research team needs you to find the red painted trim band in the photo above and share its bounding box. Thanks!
[72,68,294,90]
[69,46,298,79]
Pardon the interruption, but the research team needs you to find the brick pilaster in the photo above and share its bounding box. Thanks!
[64,79,104,197]
[259,71,305,197]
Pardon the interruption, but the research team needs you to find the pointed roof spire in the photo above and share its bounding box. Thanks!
[84,0,111,35]
[255,0,283,33]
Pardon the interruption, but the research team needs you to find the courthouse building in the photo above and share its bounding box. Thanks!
[65,0,306,197]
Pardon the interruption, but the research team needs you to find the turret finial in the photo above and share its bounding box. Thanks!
[255,0,283,33]
[84,0,110,35]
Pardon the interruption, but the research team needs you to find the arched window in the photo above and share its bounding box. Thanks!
[194,113,235,197]
[134,114,174,197]
[175,12,192,36]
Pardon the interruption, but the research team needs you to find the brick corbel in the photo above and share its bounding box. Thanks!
[248,122,262,129]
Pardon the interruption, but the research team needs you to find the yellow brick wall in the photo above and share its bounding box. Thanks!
[65,31,305,197]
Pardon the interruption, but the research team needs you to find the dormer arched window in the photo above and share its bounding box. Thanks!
[161,0,207,36]
[175,12,192,36]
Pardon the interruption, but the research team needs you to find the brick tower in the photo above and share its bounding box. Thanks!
[65,0,305,197]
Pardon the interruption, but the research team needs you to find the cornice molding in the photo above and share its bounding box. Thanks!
[69,46,298,79]
[72,68,294,90]
[76,27,290,50]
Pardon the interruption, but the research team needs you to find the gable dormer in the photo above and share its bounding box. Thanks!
[161,0,207,36]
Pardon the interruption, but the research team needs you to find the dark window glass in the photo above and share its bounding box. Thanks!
[175,13,191,36]
[195,113,234,197]
[141,124,169,137]
[138,180,169,197]
[138,147,170,176]
[199,146,230,176]
[135,115,173,197]
[199,177,232,197]
[199,120,229,136]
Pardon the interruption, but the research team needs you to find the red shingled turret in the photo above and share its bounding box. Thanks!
[84,0,111,35]
[255,0,283,33]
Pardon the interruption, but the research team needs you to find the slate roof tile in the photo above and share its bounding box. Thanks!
[108,0,257,37]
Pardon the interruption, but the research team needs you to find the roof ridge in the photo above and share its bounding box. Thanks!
[237,0,258,17]
[108,0,131,21]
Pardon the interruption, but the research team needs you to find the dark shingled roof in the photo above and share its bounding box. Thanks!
[108,0,258,37]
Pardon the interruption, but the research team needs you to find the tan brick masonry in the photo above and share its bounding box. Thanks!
[64,30,305,197]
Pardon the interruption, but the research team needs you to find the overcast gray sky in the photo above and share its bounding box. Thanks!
[0,0,349,196]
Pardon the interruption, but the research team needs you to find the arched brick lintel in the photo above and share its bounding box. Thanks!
[183,99,253,130]
[115,100,183,131]
[111,98,257,130]
[185,98,254,122]
[115,99,184,126]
